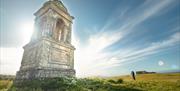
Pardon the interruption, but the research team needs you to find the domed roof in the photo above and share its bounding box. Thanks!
[34,0,73,21]
[45,0,68,12]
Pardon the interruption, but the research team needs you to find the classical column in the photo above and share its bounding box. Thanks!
[62,26,68,42]
[67,28,71,43]
[58,28,62,41]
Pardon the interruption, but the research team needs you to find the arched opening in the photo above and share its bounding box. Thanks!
[53,18,65,41]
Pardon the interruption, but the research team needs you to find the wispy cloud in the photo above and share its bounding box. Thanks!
[74,30,179,77]
[110,0,174,37]
[73,0,178,77]
[0,0,178,76]
[105,32,180,66]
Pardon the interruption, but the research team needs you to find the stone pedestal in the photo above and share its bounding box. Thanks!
[16,69,75,80]
[16,37,75,80]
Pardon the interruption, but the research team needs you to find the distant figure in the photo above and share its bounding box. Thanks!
[131,71,136,80]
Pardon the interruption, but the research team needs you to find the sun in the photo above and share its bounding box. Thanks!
[20,21,34,44]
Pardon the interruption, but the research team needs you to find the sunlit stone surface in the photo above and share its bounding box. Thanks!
[16,0,75,80]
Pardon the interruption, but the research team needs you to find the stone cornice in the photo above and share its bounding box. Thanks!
[34,1,74,23]
[24,37,75,50]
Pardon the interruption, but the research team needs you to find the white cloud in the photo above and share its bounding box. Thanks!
[74,0,177,77]
[108,32,180,66]
[104,0,172,31]
[0,0,177,77]
[75,30,179,77]
[0,47,23,75]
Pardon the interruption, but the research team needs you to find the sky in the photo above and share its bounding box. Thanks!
[0,0,180,77]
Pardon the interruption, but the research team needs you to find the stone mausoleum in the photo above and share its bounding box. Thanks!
[16,0,75,80]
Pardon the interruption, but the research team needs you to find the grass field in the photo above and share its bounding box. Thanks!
[0,73,180,91]
[104,73,180,91]
[109,73,180,82]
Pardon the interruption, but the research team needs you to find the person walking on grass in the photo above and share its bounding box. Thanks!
[131,71,136,80]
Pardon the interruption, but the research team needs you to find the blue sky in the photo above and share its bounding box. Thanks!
[0,0,180,77]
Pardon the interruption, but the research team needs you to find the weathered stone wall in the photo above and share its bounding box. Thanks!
[16,68,75,80]
[16,37,75,80]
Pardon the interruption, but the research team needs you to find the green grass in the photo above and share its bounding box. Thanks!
[105,73,180,91]
[0,73,180,91]
[109,73,180,82]
[0,80,13,91]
